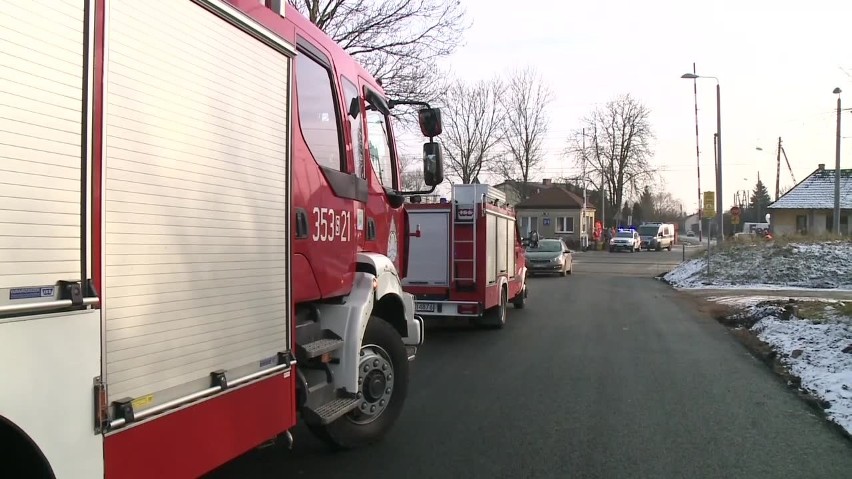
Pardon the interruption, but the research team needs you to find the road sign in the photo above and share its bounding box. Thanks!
[731,215,740,225]
[730,205,741,217]
[703,191,716,218]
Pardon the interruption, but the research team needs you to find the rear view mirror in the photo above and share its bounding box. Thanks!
[423,142,444,186]
[418,108,442,138]
[348,97,360,119]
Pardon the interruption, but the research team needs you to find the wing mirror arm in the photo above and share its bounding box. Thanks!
[409,224,422,237]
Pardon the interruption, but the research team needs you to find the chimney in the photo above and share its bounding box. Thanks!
[542,178,551,186]
[818,163,825,171]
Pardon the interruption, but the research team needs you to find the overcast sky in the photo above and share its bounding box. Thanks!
[400,0,852,212]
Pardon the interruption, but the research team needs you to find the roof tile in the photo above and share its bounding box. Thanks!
[515,186,594,209]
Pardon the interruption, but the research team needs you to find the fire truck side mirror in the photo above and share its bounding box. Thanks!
[422,142,444,187]
[418,107,442,137]
[348,97,360,119]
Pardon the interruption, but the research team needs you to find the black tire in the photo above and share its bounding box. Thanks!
[478,287,507,329]
[307,316,409,449]
[512,282,527,309]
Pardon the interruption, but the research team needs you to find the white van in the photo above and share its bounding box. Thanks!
[637,222,675,251]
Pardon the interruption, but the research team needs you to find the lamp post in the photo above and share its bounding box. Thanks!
[682,72,723,241]
[833,87,842,235]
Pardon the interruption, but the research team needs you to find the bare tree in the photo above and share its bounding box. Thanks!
[289,0,469,119]
[491,67,553,200]
[567,94,655,221]
[439,77,504,184]
[652,190,683,220]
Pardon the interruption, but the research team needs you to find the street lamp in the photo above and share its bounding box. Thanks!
[682,72,724,240]
[833,87,842,235]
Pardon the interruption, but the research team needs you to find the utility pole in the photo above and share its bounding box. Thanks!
[692,62,703,242]
[715,83,724,241]
[775,137,782,200]
[713,132,718,238]
[581,128,588,249]
[833,87,842,235]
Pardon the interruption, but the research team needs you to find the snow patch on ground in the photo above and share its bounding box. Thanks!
[753,313,852,436]
[663,240,852,290]
[712,297,852,436]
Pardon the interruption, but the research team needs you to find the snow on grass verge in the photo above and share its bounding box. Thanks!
[663,240,852,290]
[720,298,852,436]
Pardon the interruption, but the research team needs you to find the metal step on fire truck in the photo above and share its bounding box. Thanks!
[0,0,446,477]
[402,184,528,329]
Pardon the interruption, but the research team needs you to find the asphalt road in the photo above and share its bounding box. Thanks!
[206,252,852,479]
[570,245,697,277]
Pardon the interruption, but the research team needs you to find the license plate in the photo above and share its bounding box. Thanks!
[415,302,436,313]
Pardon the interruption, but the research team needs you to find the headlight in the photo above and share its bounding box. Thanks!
[551,257,562,263]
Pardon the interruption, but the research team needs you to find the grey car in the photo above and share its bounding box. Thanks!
[525,239,573,276]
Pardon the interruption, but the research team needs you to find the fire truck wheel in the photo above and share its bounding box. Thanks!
[309,316,409,449]
[478,287,507,329]
[512,283,526,309]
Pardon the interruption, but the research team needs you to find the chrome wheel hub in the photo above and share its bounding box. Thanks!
[350,344,394,424]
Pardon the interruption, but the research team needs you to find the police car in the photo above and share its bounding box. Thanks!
[609,228,640,253]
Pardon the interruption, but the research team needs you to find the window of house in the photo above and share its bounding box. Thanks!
[796,215,807,235]
[341,77,365,179]
[556,216,574,233]
[520,216,538,234]
[295,52,343,171]
[365,100,396,189]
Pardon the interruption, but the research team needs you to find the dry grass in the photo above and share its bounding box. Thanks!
[836,301,852,316]
[795,302,835,322]
[791,300,852,324]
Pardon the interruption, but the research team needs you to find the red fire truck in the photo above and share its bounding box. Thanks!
[0,0,445,477]
[403,184,527,328]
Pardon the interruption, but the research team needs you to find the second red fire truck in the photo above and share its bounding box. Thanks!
[403,184,528,328]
